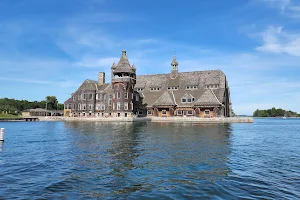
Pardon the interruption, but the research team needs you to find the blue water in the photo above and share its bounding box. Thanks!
[0,119,299,199]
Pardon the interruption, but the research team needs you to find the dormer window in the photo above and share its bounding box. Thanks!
[168,86,179,90]
[206,84,219,89]
[150,87,161,91]
[135,88,144,91]
[186,85,198,90]
[181,97,194,103]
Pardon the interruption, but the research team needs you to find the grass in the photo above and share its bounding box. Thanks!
[0,113,22,118]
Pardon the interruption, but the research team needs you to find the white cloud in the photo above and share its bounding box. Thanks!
[256,26,300,56]
[262,0,300,18]
[76,57,119,67]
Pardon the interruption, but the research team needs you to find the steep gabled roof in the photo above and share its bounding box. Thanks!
[153,91,176,106]
[114,50,135,73]
[194,89,221,106]
[76,79,98,91]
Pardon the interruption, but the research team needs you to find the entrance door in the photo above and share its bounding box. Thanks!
[183,111,187,116]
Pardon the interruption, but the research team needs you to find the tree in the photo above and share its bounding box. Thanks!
[46,96,58,110]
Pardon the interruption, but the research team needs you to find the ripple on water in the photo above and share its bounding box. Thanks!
[0,119,299,199]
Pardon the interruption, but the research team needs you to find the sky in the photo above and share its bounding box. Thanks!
[0,0,300,115]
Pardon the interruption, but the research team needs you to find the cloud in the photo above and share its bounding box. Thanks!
[256,26,300,56]
[262,0,300,18]
[76,57,120,67]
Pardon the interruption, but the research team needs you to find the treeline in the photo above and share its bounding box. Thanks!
[253,107,300,117]
[0,96,64,115]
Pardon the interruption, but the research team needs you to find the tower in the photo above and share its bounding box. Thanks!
[170,50,178,79]
[111,50,136,116]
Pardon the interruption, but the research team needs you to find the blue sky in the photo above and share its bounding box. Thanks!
[1,0,300,115]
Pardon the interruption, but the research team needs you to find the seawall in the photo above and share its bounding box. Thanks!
[37,116,253,123]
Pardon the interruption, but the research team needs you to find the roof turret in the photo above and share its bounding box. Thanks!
[132,63,136,71]
[111,61,117,69]
[171,55,178,66]
[114,50,135,73]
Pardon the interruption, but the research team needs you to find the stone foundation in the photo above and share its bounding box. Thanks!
[38,116,253,123]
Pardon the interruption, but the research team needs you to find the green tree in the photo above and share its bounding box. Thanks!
[46,96,58,110]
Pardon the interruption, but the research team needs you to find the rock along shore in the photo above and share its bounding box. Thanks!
[37,116,253,123]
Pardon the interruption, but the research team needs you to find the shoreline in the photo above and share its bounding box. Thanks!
[33,116,253,123]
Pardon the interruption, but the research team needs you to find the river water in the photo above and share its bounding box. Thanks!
[0,119,299,199]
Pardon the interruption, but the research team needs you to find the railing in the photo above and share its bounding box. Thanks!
[112,77,132,82]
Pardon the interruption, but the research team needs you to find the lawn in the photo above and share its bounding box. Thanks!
[0,113,22,118]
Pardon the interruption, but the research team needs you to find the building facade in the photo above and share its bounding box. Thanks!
[64,50,232,118]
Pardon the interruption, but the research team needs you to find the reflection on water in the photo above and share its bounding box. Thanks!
[56,121,233,198]
[0,141,3,152]
[1,119,299,199]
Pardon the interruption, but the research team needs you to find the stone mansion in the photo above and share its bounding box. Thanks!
[64,50,232,118]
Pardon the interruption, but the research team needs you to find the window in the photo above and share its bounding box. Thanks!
[162,110,167,115]
[89,104,92,110]
[125,113,128,117]
[136,88,143,91]
[101,104,105,110]
[136,95,139,101]
[131,102,133,111]
[78,104,81,110]
[83,105,86,110]
[73,104,76,109]
[96,104,100,110]
[109,94,112,99]
[117,102,120,110]
[96,94,99,100]
[89,94,93,99]
[73,96,76,101]
[78,95,80,100]
[205,110,210,115]
[124,92,128,99]
[68,104,71,109]
[109,100,112,106]
[124,102,128,110]
[83,94,86,99]
[150,87,161,91]
[138,111,143,115]
[168,86,179,90]
[186,85,198,90]
[117,92,121,99]
[177,110,182,115]
[182,97,194,103]
[187,110,193,115]
[147,110,152,115]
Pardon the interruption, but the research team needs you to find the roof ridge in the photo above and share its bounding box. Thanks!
[210,89,222,105]
[137,69,222,77]
[171,91,177,105]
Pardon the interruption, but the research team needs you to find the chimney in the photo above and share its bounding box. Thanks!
[98,72,105,85]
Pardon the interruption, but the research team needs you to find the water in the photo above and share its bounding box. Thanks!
[0,119,299,199]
